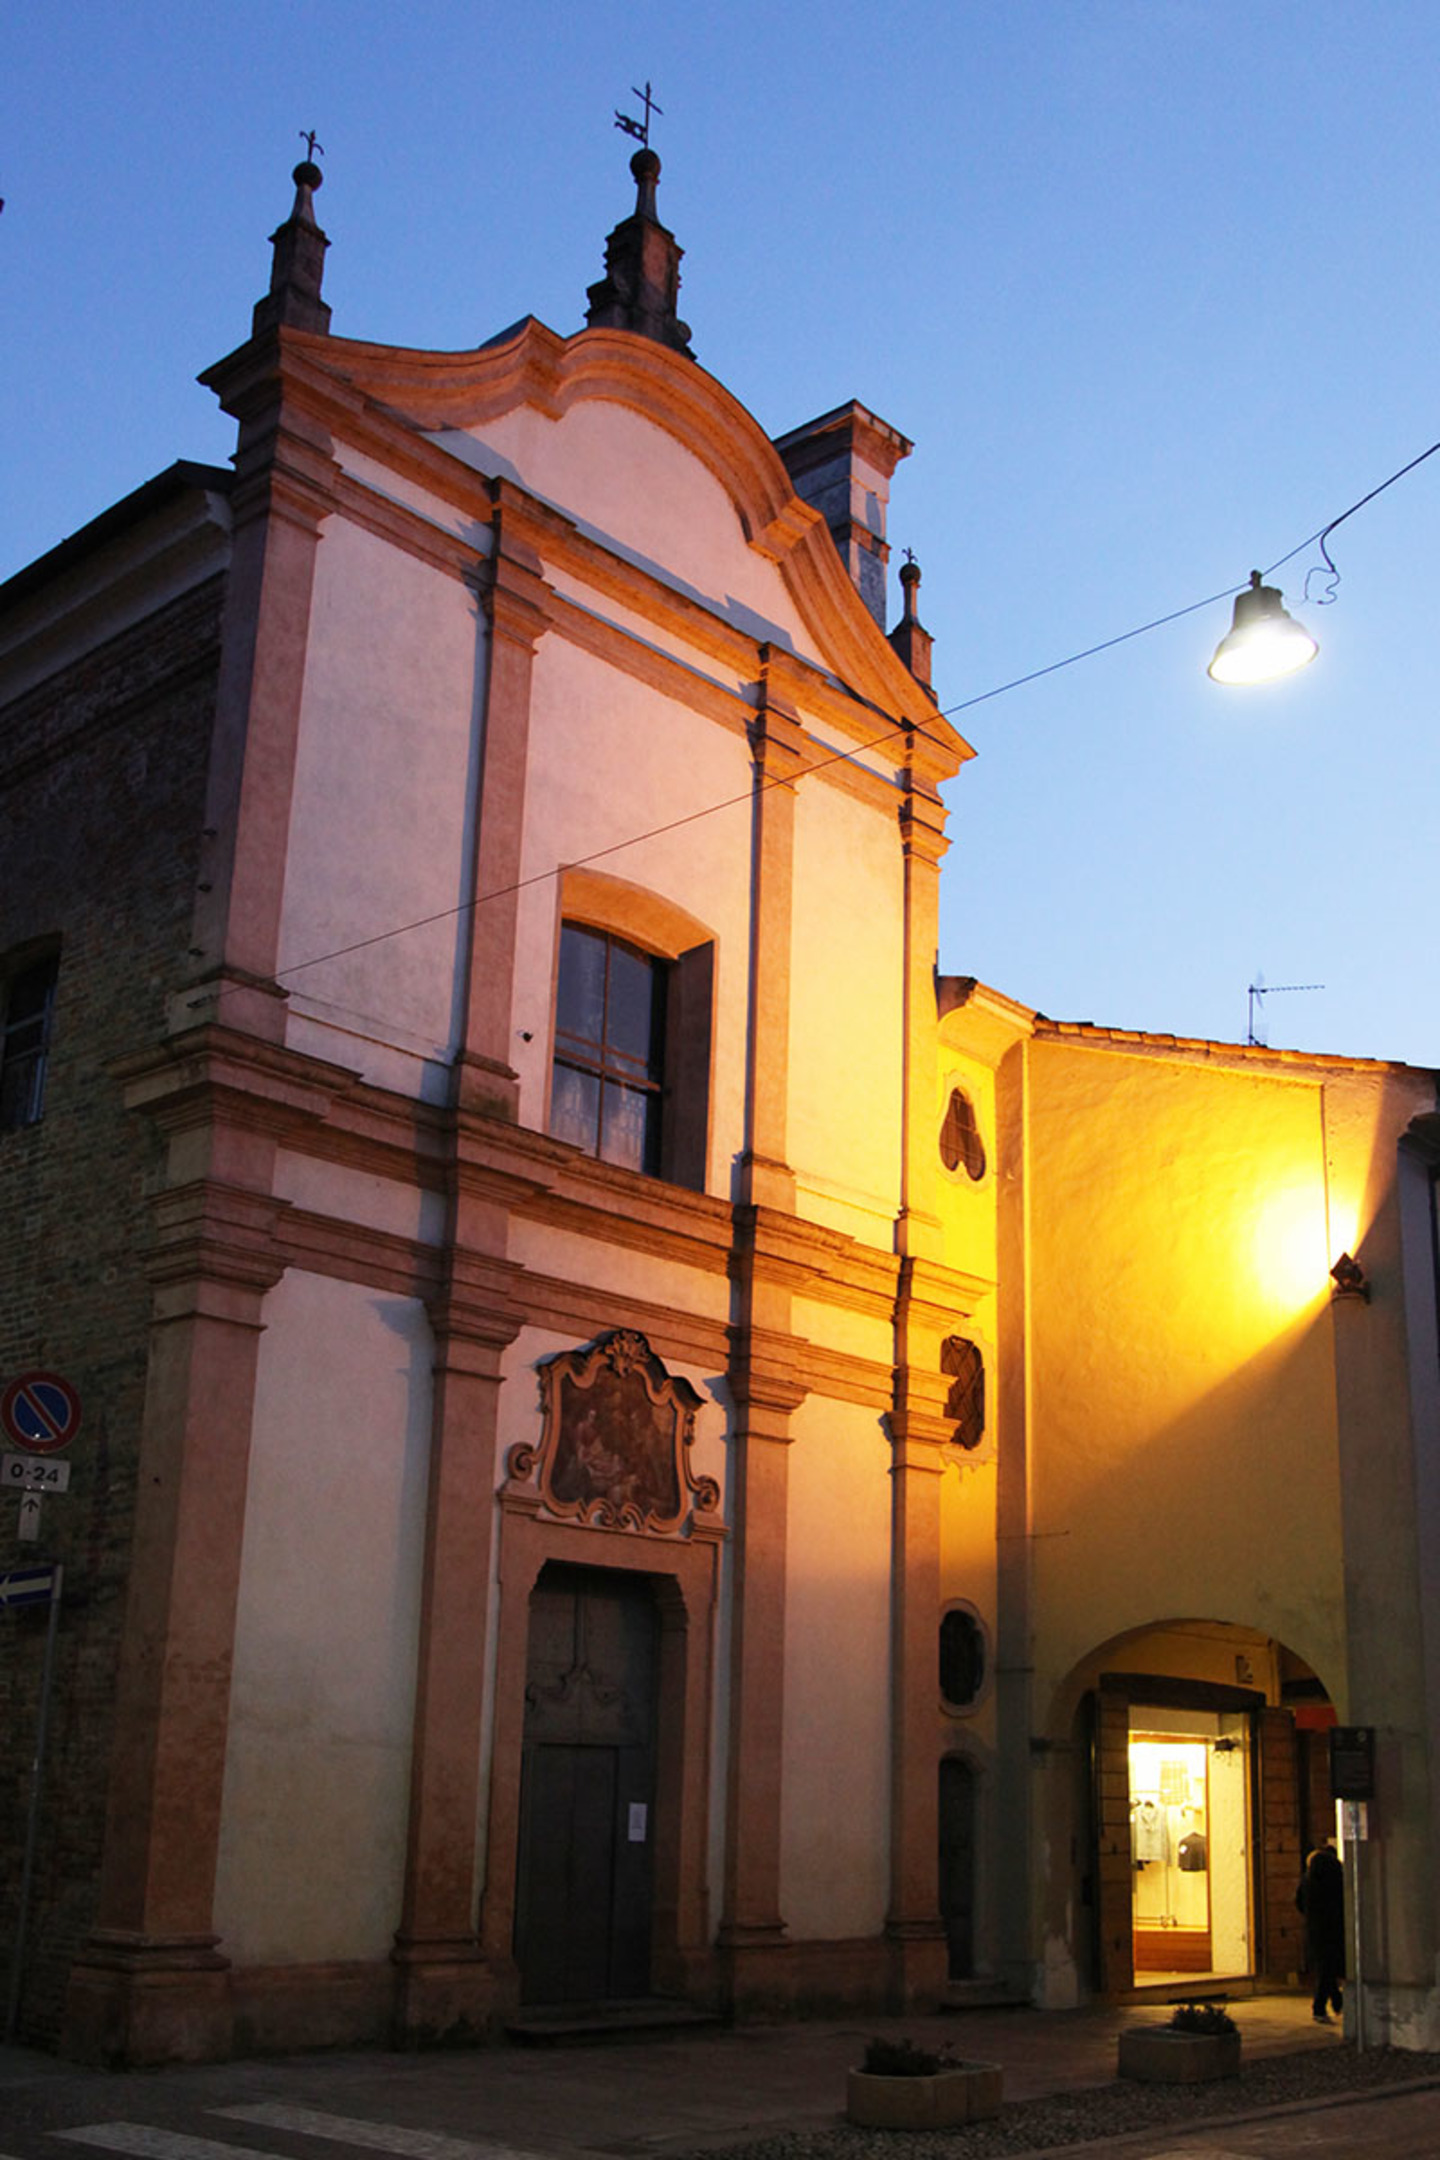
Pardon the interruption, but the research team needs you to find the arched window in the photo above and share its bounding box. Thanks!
[939,1607,987,1711]
[940,1087,985,1179]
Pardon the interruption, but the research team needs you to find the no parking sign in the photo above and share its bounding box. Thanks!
[1,1371,81,1454]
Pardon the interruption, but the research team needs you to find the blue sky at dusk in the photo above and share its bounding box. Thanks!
[4,3,1437,1064]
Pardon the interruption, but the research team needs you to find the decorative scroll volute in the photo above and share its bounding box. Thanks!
[508,1329,720,1535]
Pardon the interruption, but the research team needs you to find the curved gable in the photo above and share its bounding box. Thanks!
[293,318,952,729]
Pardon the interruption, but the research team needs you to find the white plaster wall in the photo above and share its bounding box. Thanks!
[508,1220,729,1327]
[510,637,752,1176]
[278,516,486,1089]
[789,780,904,1241]
[213,1271,433,1966]
[789,1294,891,1370]
[543,561,755,705]
[341,445,495,555]
[781,1395,891,1937]
[274,1149,447,1246]
[437,404,819,664]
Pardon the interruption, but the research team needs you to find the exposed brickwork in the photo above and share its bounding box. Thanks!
[0,573,224,2043]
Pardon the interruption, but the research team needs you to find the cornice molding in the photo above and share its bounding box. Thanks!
[146,1179,290,1299]
[117,1028,933,1344]
[895,1254,995,1326]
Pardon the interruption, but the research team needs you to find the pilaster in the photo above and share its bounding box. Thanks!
[720,668,810,2006]
[64,1073,288,2065]
[884,1258,963,2007]
[717,1353,806,2011]
[454,488,555,1120]
[896,733,950,1261]
[186,337,342,1043]
[392,1276,521,2043]
[739,664,804,1213]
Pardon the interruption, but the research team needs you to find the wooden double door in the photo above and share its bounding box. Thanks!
[514,1564,659,2005]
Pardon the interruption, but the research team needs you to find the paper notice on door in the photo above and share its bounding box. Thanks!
[628,1802,648,1842]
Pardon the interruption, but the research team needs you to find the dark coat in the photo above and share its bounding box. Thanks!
[1296,1845,1346,1972]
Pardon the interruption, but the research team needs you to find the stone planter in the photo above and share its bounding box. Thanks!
[1117,2026,1241,2084]
[846,2062,1004,2128]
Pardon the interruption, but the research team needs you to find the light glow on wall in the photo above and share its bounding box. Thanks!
[1247,1176,1330,1324]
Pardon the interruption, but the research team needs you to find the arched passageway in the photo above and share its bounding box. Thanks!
[1050,1620,1334,1998]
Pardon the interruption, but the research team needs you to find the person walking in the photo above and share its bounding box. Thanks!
[1296,1841,1345,2021]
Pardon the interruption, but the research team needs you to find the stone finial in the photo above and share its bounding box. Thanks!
[585,148,693,355]
[251,149,332,339]
[889,552,937,698]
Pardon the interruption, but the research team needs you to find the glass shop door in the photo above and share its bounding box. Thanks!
[1129,1715,1251,1980]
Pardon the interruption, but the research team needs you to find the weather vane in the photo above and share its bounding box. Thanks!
[299,129,324,164]
[615,81,662,147]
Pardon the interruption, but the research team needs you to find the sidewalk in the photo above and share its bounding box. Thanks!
[1,1996,1436,2160]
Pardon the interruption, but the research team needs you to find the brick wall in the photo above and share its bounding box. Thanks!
[0,573,224,2043]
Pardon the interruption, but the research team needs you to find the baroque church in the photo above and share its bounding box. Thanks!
[3,147,1440,2065]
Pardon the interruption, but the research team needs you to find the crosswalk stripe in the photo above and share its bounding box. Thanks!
[57,2131,277,2160]
[215,2107,552,2160]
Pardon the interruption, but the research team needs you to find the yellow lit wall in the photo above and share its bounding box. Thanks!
[1022,1037,1346,1709]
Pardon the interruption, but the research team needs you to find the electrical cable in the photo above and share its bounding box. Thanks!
[201,435,1438,1000]
[1265,439,1440,606]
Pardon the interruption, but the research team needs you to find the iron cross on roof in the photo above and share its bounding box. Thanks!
[615,81,662,146]
[299,129,324,162]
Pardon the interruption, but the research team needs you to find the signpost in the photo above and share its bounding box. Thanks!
[2,1563,64,2041]
[2,1370,80,1544]
[1331,1725,1376,2052]
[1,1373,79,2035]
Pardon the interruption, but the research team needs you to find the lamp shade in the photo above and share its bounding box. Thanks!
[1208,571,1318,685]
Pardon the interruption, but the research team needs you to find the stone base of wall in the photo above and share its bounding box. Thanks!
[232,1961,396,2056]
[64,1945,233,2068]
[58,1929,954,2065]
[722,1933,947,2021]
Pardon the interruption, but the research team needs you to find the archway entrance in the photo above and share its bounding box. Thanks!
[514,1563,659,2004]
[1071,1624,1331,1995]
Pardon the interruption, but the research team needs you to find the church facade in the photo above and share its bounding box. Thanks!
[2,151,1438,2065]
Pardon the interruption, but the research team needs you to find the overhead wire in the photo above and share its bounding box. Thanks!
[219,435,1438,998]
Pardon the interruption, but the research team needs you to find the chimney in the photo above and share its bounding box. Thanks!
[772,401,912,628]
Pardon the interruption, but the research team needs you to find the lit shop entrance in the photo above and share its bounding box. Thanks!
[1129,1712,1251,1980]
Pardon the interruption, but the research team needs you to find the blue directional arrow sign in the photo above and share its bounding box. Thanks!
[0,1565,61,1609]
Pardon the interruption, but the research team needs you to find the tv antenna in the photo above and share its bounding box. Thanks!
[1247,974,1324,1047]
